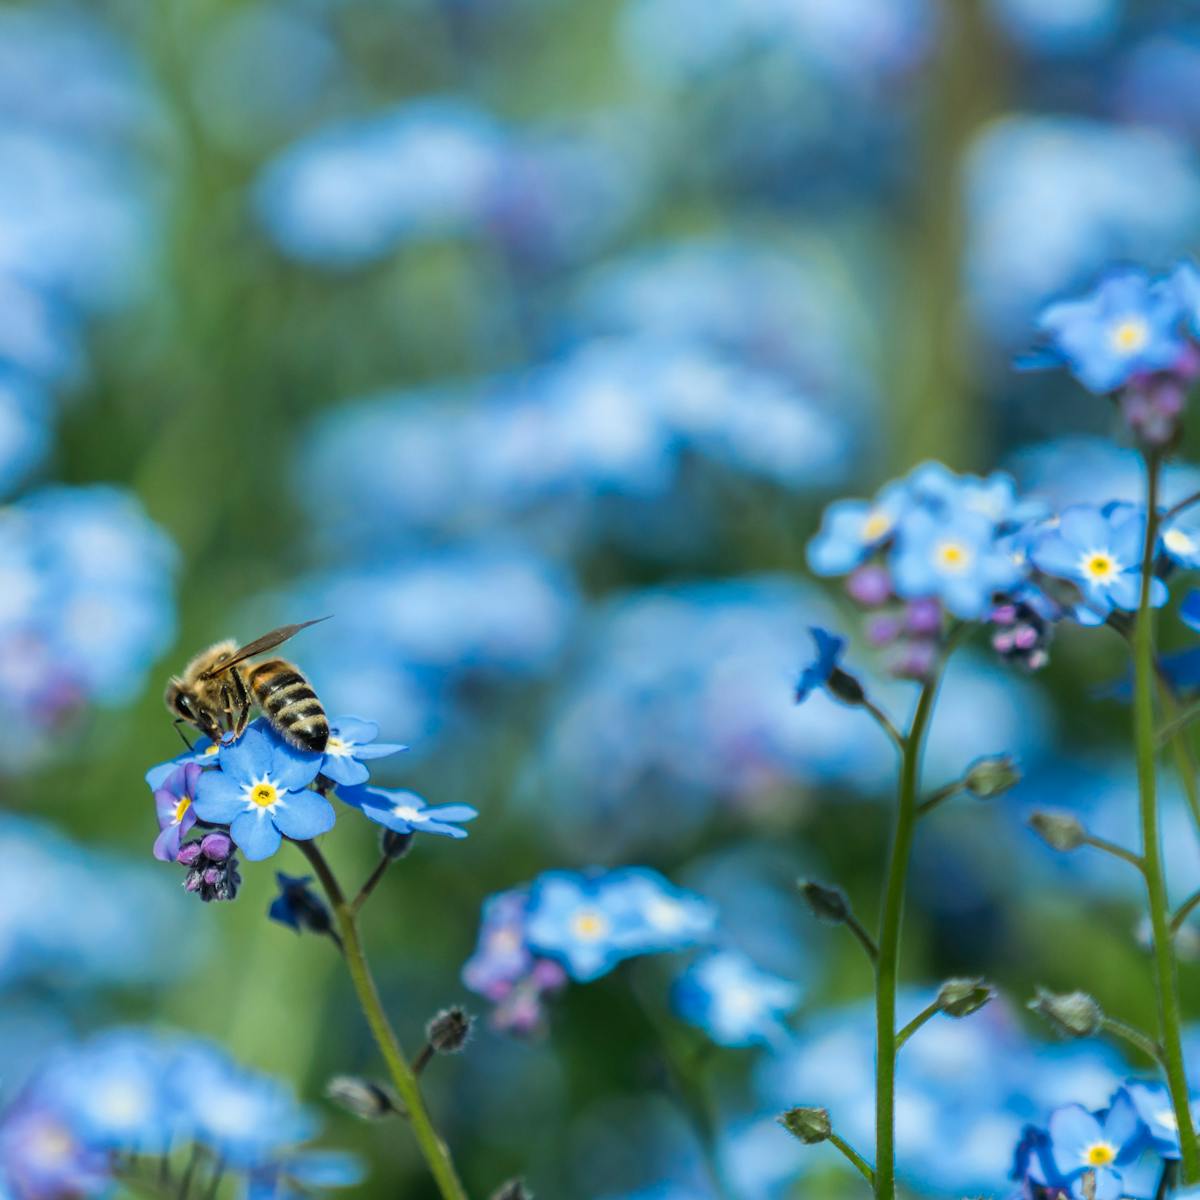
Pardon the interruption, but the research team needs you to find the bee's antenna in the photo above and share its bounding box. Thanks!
[173,719,196,753]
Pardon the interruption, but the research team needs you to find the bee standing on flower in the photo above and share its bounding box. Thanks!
[163,618,332,752]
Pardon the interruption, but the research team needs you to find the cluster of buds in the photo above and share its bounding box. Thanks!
[847,566,944,681]
[988,600,1052,672]
[177,832,241,902]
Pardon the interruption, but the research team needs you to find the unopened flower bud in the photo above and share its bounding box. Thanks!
[176,842,203,868]
[199,832,233,861]
[936,978,994,1018]
[1028,988,1103,1039]
[778,1106,831,1145]
[827,667,866,706]
[798,880,850,924]
[964,755,1021,800]
[426,1007,473,1055]
[381,829,415,860]
[1029,811,1087,852]
[489,1181,533,1200]
[325,1075,397,1121]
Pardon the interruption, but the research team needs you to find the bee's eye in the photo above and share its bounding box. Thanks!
[175,695,193,718]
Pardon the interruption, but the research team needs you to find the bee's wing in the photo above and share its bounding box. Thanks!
[199,617,332,679]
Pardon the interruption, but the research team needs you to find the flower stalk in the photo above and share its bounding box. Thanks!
[1135,451,1200,1183]
[296,839,469,1200]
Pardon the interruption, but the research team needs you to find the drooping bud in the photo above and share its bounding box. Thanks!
[964,755,1021,800]
[489,1181,533,1200]
[1029,811,1087,852]
[778,1106,831,1145]
[826,667,866,707]
[846,565,891,608]
[324,1075,397,1121]
[798,880,850,925]
[1028,988,1103,1039]
[936,978,994,1019]
[381,829,415,861]
[268,873,334,938]
[177,836,241,902]
[426,1007,473,1055]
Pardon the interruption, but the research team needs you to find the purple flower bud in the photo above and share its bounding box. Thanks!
[200,832,233,861]
[202,867,222,886]
[530,959,568,990]
[1013,626,1038,651]
[990,603,1018,626]
[184,872,202,893]
[845,565,891,608]
[176,842,203,867]
[992,630,1016,654]
[904,597,942,636]
[866,614,903,646]
[890,638,937,681]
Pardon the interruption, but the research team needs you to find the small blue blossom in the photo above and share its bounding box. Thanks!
[793,627,846,704]
[890,507,1023,620]
[267,873,332,937]
[807,482,911,576]
[1160,509,1200,571]
[246,1151,366,1199]
[1031,504,1167,624]
[1167,260,1200,340]
[671,950,799,1048]
[318,716,405,787]
[1046,1089,1148,1200]
[145,737,221,789]
[336,784,477,839]
[524,870,646,983]
[1124,1081,1196,1161]
[1182,590,1200,634]
[1033,269,1186,393]
[591,868,717,955]
[192,721,329,862]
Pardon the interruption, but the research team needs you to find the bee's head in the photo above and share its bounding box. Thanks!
[165,679,221,741]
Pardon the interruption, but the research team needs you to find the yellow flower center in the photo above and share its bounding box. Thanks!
[861,510,892,542]
[326,736,350,757]
[173,796,191,825]
[1081,551,1118,581]
[935,540,972,572]
[1164,529,1194,556]
[202,743,219,757]
[250,783,278,808]
[572,909,609,941]
[1110,318,1149,354]
[1083,1141,1116,1167]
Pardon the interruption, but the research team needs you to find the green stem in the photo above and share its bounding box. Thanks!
[1100,1016,1163,1067]
[296,841,469,1200]
[1172,888,1200,933]
[874,672,943,1200]
[915,780,965,818]
[895,1000,942,1050]
[828,1132,875,1184]
[1156,679,1200,839]
[1134,453,1200,1184]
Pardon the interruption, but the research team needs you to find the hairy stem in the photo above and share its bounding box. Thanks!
[874,671,943,1200]
[1134,453,1200,1183]
[829,1132,875,1184]
[297,841,469,1200]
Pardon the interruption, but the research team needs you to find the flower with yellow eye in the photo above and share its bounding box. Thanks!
[808,481,912,577]
[337,783,477,839]
[1032,504,1167,625]
[1046,1089,1147,1198]
[1033,269,1185,394]
[319,715,406,787]
[152,762,200,862]
[193,720,329,861]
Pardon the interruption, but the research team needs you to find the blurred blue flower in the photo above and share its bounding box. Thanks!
[319,716,405,787]
[1030,269,1186,393]
[0,370,50,499]
[193,720,329,861]
[1031,504,1165,624]
[1125,1081,1198,1161]
[964,118,1200,346]
[337,784,477,839]
[1161,508,1200,571]
[671,951,799,1048]
[987,0,1120,55]
[267,873,332,937]
[245,1151,366,1199]
[807,484,911,576]
[599,868,718,954]
[152,762,200,863]
[793,627,846,704]
[0,1098,106,1200]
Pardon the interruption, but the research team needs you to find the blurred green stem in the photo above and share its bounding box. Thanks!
[297,841,470,1200]
[873,667,943,1200]
[1155,677,1200,839]
[1134,453,1200,1184]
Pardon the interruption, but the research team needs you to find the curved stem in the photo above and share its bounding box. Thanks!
[1133,453,1200,1184]
[1172,888,1200,933]
[1100,1016,1163,1067]
[828,1133,875,1184]
[296,841,469,1200]
[895,999,942,1051]
[873,671,943,1200]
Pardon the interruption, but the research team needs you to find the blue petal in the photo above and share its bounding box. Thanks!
[268,896,300,931]
[230,810,283,861]
[353,741,406,760]
[422,804,478,823]
[330,716,378,744]
[193,771,247,825]
[218,724,275,785]
[1181,590,1200,632]
[265,733,324,792]
[1049,1105,1103,1175]
[320,755,370,787]
[411,817,470,839]
[271,790,336,840]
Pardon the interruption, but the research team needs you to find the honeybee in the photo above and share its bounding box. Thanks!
[164,618,332,753]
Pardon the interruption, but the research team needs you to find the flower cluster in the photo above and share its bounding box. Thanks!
[0,1029,361,1200]
[144,716,473,876]
[1012,1082,1192,1200]
[463,868,718,1033]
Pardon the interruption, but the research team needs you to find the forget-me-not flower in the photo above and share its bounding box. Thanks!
[1046,1089,1148,1200]
[671,951,800,1048]
[318,716,405,787]
[151,763,200,863]
[192,720,328,861]
[807,481,911,576]
[336,784,477,839]
[793,627,848,704]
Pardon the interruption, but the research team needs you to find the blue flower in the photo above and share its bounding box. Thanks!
[1033,269,1186,393]
[793,627,846,704]
[1167,260,1200,339]
[1160,509,1200,571]
[267,873,331,936]
[1182,590,1200,634]
[593,868,717,955]
[671,951,799,1048]
[145,737,222,790]
[1046,1089,1148,1200]
[336,784,477,839]
[524,870,647,982]
[246,1151,366,1199]
[318,716,405,787]
[807,482,911,576]
[192,720,329,861]
[890,507,1023,619]
[1125,1081,1200,1161]
[1031,504,1167,624]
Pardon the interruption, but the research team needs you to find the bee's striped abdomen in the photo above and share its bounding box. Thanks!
[247,657,329,752]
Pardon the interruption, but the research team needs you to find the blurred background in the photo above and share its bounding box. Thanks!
[4,0,1200,1195]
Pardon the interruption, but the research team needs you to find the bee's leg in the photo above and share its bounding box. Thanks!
[173,720,196,753]
[231,670,252,739]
